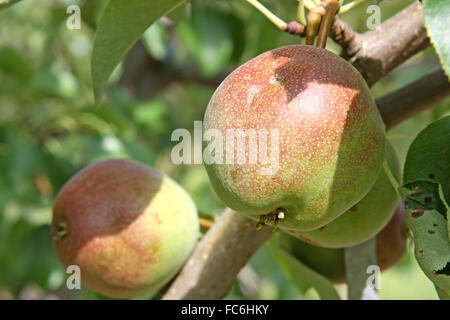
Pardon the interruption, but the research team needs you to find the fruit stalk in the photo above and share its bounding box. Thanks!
[306,5,325,45]
[316,0,340,48]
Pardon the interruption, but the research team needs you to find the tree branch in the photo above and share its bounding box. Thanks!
[331,2,430,86]
[162,209,272,300]
[376,67,450,130]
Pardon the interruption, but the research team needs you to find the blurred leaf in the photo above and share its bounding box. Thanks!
[142,22,168,61]
[0,46,34,81]
[269,243,341,300]
[92,0,185,103]
[423,0,450,79]
[177,6,235,77]
[0,0,21,11]
[30,70,80,99]
[20,225,64,290]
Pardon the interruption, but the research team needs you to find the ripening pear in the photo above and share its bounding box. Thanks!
[52,159,199,298]
[203,45,385,231]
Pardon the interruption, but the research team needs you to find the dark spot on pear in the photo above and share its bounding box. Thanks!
[349,205,358,212]
[428,173,435,179]
[428,230,435,234]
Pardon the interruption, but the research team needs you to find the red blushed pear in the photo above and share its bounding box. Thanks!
[287,140,401,248]
[203,45,386,231]
[51,159,199,299]
[272,202,408,283]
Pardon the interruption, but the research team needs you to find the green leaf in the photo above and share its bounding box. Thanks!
[402,116,450,297]
[269,243,341,300]
[423,0,450,79]
[403,194,450,296]
[0,0,22,11]
[0,46,34,81]
[91,0,184,103]
[403,116,450,205]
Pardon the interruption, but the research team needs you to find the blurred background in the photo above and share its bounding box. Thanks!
[0,0,448,300]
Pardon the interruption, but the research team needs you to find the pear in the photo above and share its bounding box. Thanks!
[52,159,199,298]
[203,45,385,231]
[287,141,401,248]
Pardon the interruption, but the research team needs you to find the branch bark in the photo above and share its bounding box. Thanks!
[376,67,450,130]
[331,2,430,86]
[162,209,272,300]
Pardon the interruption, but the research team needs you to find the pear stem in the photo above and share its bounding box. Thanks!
[383,158,401,198]
[316,0,340,48]
[306,5,325,45]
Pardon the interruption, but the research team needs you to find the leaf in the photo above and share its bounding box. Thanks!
[403,193,450,295]
[403,116,450,205]
[91,0,184,103]
[269,243,341,300]
[423,0,450,79]
[402,116,450,297]
[0,47,34,81]
[0,0,22,11]
[142,22,168,61]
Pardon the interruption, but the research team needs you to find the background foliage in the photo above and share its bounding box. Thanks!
[0,0,448,299]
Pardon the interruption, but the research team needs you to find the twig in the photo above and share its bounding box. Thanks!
[376,68,450,130]
[331,2,430,86]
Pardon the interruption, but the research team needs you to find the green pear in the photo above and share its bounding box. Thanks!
[286,141,401,248]
[203,44,386,231]
[272,202,408,283]
[52,159,199,299]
